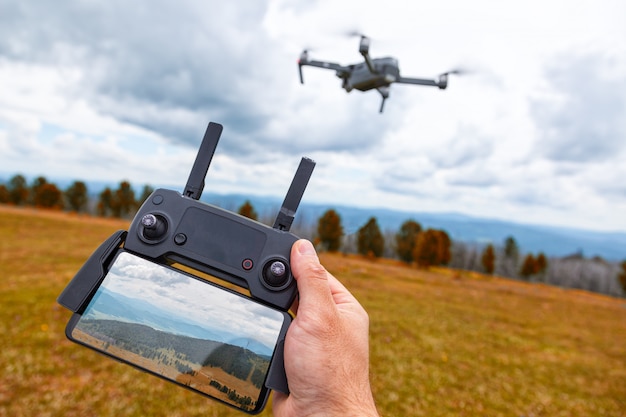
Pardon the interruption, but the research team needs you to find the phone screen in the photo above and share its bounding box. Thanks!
[68,251,288,413]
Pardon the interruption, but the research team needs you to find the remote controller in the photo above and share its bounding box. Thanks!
[58,122,315,412]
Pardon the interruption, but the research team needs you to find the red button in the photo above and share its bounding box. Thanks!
[242,259,253,270]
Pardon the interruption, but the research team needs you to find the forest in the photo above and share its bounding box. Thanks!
[1,173,625,298]
[74,319,269,398]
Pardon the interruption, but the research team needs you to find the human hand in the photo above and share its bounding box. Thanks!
[273,239,378,417]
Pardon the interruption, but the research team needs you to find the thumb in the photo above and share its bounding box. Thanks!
[290,239,335,313]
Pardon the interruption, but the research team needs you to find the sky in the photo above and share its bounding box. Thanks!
[0,0,625,232]
[101,252,285,350]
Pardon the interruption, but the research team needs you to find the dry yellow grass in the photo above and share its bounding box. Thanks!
[1,206,624,416]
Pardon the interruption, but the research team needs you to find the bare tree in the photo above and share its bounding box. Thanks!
[545,257,623,297]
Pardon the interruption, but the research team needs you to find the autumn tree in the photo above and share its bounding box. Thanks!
[519,254,537,279]
[535,252,548,281]
[30,176,47,204]
[618,261,626,294]
[414,229,439,267]
[395,219,422,263]
[35,183,64,209]
[357,217,384,258]
[28,176,63,208]
[481,244,496,274]
[97,187,113,217]
[519,251,549,280]
[65,181,89,212]
[413,228,452,268]
[237,200,258,221]
[0,184,9,203]
[110,181,136,218]
[8,174,29,206]
[317,209,344,252]
[435,229,452,265]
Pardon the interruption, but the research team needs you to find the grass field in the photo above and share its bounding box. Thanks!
[1,206,624,416]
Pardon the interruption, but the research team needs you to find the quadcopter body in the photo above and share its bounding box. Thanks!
[298,35,456,112]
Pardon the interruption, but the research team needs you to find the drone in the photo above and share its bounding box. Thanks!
[298,35,460,112]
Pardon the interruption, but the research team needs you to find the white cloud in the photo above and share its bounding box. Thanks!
[1,0,625,231]
[104,252,284,348]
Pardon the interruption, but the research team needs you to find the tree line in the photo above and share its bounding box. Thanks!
[314,209,625,298]
[1,174,624,297]
[0,174,154,218]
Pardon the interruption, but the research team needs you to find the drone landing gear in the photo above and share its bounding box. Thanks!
[376,86,390,113]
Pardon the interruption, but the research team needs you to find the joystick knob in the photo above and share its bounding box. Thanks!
[141,213,158,228]
[141,213,168,240]
[262,260,290,288]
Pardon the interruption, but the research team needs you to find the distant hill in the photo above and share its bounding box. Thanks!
[86,286,274,357]
[199,192,626,261]
[3,173,624,261]
[75,318,271,377]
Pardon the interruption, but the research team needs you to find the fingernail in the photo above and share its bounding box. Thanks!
[297,239,316,255]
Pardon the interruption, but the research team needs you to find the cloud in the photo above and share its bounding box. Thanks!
[0,2,271,145]
[106,252,284,346]
[530,51,626,163]
[373,122,498,197]
[429,124,495,169]
[0,0,398,163]
[2,1,626,232]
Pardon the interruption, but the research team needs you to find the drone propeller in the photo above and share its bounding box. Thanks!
[299,49,311,61]
[435,68,469,89]
[440,67,471,76]
[339,32,376,72]
[340,28,367,37]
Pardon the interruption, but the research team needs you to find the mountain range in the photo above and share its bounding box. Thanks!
[5,173,624,261]
[198,192,626,261]
[85,286,275,357]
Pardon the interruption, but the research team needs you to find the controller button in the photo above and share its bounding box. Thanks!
[152,194,164,205]
[141,213,168,240]
[242,258,254,270]
[174,233,187,245]
[262,260,290,288]
[141,213,157,228]
[270,261,286,277]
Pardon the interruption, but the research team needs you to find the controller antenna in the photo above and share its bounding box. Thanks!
[273,157,316,232]
[183,122,223,200]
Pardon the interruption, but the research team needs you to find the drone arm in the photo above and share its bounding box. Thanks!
[300,59,347,72]
[376,86,390,113]
[298,59,349,84]
[396,76,439,87]
[399,72,451,89]
[360,52,377,74]
[357,36,377,75]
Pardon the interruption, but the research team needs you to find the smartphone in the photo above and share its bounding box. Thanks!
[65,251,291,413]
